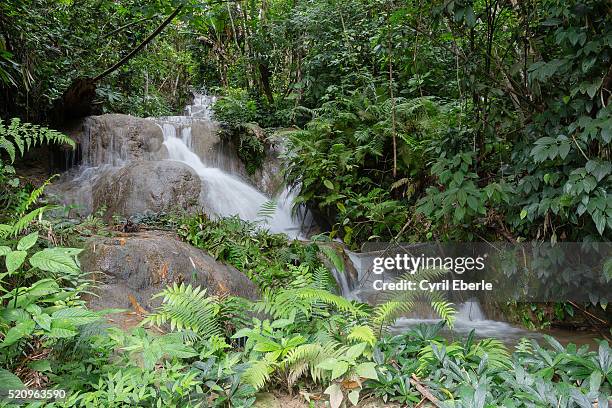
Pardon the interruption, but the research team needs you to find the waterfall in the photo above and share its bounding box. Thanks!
[158,95,301,237]
[51,93,302,238]
[456,300,486,321]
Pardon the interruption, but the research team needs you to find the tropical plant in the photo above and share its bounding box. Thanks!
[317,342,379,408]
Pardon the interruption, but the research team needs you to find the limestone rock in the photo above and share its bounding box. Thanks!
[79,114,167,166]
[80,230,259,312]
[91,160,202,218]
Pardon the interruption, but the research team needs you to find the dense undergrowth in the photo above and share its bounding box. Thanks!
[1,205,611,406]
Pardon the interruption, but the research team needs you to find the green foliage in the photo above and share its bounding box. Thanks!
[0,118,74,163]
[318,342,378,408]
[213,88,260,127]
[285,90,451,245]
[178,215,323,290]
[0,119,73,224]
[1,0,198,119]
[0,232,90,367]
[369,326,611,407]
[143,283,225,338]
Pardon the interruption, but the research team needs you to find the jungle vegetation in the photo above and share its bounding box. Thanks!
[0,0,610,406]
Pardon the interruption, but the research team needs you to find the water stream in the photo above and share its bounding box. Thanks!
[334,251,599,346]
[156,97,300,237]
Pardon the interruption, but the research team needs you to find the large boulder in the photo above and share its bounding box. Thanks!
[80,231,259,313]
[91,160,202,218]
[79,114,167,166]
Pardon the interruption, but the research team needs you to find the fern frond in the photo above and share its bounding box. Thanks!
[312,265,336,292]
[467,338,511,369]
[283,341,345,387]
[143,283,223,338]
[0,118,75,163]
[257,199,277,221]
[0,206,49,238]
[390,178,411,191]
[347,325,376,346]
[256,287,366,322]
[16,176,57,215]
[431,300,457,329]
[515,337,533,355]
[318,245,345,274]
[370,300,414,336]
[243,358,274,390]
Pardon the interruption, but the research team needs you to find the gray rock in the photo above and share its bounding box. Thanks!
[80,231,259,312]
[79,114,167,166]
[91,160,202,218]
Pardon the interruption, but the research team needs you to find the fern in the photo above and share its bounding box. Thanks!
[243,358,274,390]
[431,300,457,329]
[0,206,49,238]
[143,283,223,338]
[14,175,57,216]
[282,340,345,387]
[318,245,345,274]
[0,118,75,163]
[369,268,455,336]
[256,287,366,321]
[466,338,512,369]
[515,337,533,355]
[312,265,336,292]
[257,199,277,222]
[347,325,376,346]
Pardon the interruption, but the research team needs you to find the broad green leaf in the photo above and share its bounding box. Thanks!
[6,250,27,273]
[17,231,38,251]
[52,308,100,326]
[356,362,378,380]
[0,368,24,390]
[323,179,334,190]
[317,358,338,371]
[324,383,344,408]
[1,319,35,346]
[47,327,78,338]
[347,390,360,406]
[345,342,367,360]
[27,278,59,298]
[331,361,349,380]
[0,246,11,256]
[33,313,52,331]
[28,359,51,372]
[29,248,81,275]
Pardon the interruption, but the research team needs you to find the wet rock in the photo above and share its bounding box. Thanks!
[91,160,202,218]
[79,114,167,166]
[80,230,259,312]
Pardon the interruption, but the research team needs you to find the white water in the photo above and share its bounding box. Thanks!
[334,250,529,339]
[159,96,301,237]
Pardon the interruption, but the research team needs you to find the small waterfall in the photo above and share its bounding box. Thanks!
[51,93,302,237]
[158,95,301,237]
[456,300,486,321]
[337,251,528,340]
[330,266,355,300]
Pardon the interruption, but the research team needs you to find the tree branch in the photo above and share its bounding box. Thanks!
[93,5,184,82]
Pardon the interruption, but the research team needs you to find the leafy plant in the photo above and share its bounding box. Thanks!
[317,342,378,408]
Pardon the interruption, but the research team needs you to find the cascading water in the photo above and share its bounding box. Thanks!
[158,108,300,236]
[51,92,302,237]
[335,250,529,341]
